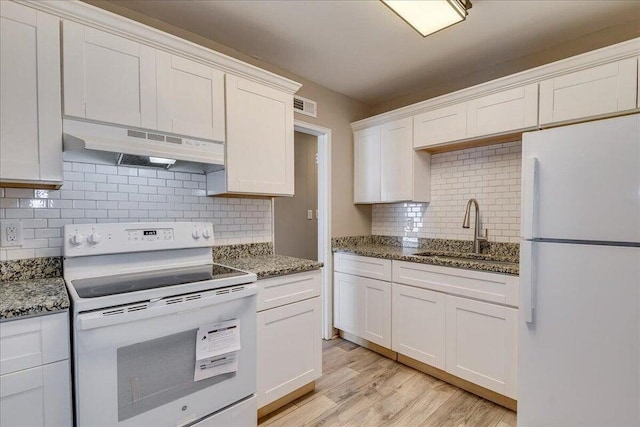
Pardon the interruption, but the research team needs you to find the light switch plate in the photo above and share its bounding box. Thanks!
[307,210,313,220]
[0,220,23,247]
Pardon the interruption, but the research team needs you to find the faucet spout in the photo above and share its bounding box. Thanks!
[462,199,488,254]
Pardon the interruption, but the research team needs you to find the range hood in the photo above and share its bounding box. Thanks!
[63,119,225,173]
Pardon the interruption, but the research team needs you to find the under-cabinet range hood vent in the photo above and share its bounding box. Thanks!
[63,119,225,173]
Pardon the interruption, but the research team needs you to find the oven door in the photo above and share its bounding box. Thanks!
[73,284,257,427]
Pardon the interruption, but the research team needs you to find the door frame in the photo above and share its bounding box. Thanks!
[273,120,332,339]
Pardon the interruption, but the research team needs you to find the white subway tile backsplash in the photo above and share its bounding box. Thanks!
[372,141,522,244]
[0,161,273,260]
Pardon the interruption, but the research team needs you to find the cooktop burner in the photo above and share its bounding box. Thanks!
[71,264,247,298]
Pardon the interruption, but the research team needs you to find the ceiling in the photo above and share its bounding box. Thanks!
[108,0,640,107]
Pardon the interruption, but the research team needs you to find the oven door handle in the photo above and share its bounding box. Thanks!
[77,284,257,331]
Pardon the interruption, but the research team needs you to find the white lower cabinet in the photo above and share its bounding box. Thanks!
[445,295,518,399]
[333,271,391,348]
[391,284,446,370]
[0,360,72,427]
[256,270,322,411]
[333,253,520,401]
[333,271,362,337]
[361,277,391,348]
[0,311,72,427]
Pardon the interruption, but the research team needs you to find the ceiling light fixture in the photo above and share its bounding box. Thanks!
[382,0,471,37]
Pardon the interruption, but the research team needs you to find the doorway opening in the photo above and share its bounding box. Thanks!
[274,132,318,261]
[273,120,332,339]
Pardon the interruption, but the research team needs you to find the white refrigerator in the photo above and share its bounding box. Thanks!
[518,114,640,426]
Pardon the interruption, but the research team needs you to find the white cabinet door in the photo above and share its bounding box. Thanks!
[333,272,362,336]
[413,103,467,149]
[0,360,72,427]
[360,277,391,348]
[467,83,538,137]
[539,58,637,126]
[63,20,157,129]
[257,297,322,408]
[156,51,225,142]
[392,284,446,370]
[380,117,413,202]
[334,271,391,348]
[225,75,294,195]
[445,295,517,398]
[0,1,61,185]
[0,312,70,376]
[353,126,381,203]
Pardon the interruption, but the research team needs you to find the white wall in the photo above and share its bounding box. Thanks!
[372,141,521,243]
[0,161,272,260]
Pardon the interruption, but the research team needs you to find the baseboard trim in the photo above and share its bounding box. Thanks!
[257,381,316,419]
[397,354,517,412]
[338,330,398,360]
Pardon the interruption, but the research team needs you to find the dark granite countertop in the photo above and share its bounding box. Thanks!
[0,277,70,321]
[216,254,323,279]
[333,243,519,276]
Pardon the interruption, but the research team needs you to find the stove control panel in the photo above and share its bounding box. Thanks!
[63,222,214,257]
[127,228,174,242]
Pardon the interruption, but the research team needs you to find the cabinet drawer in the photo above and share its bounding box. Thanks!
[0,359,72,427]
[539,57,638,126]
[392,261,518,306]
[257,270,321,311]
[334,253,391,281]
[0,312,69,375]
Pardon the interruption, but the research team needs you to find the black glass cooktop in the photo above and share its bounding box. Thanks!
[71,264,248,298]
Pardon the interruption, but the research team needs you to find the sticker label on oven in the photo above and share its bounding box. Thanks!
[194,319,241,381]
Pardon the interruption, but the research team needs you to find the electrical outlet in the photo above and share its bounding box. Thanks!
[0,220,23,247]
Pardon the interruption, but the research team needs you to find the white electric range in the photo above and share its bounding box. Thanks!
[63,222,258,427]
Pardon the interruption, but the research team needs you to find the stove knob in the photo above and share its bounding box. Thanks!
[88,233,101,245]
[70,233,85,246]
[202,229,210,239]
[192,229,200,239]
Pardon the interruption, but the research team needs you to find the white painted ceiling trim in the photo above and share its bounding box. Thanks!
[351,37,640,130]
[19,0,302,94]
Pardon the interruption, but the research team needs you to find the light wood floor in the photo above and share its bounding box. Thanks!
[259,338,517,427]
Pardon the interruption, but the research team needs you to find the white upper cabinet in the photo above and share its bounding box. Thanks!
[0,1,62,187]
[539,57,638,126]
[354,126,381,203]
[219,74,294,196]
[156,51,225,142]
[467,83,538,137]
[380,117,413,202]
[413,103,467,149]
[63,20,157,130]
[355,118,430,204]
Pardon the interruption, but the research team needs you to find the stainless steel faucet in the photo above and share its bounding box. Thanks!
[462,198,488,254]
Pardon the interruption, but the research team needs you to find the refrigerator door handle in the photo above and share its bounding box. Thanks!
[522,156,538,240]
[521,240,535,323]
